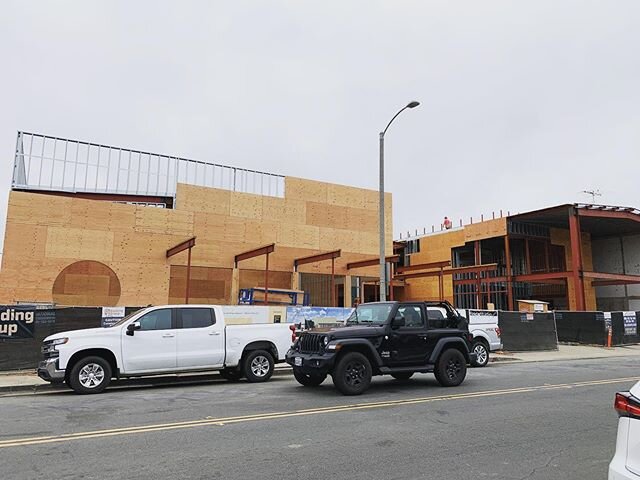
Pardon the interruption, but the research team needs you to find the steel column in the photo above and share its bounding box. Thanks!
[474,241,481,308]
[524,238,531,274]
[568,208,586,311]
[265,252,269,305]
[331,257,335,307]
[504,235,514,311]
[186,246,192,304]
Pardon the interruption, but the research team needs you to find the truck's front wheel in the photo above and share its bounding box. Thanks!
[332,352,372,395]
[68,356,112,394]
[243,350,274,382]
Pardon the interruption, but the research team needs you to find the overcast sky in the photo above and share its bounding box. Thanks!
[1,0,639,248]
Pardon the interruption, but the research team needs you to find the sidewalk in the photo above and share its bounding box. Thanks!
[491,344,640,364]
[2,345,640,395]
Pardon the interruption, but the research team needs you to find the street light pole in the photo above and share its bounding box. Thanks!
[379,101,420,302]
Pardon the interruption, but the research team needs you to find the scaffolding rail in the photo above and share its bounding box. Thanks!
[12,131,285,199]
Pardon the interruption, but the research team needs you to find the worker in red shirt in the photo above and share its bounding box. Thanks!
[443,216,452,230]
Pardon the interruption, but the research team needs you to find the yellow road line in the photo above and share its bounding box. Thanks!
[0,376,636,449]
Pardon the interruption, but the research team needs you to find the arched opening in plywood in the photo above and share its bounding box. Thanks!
[52,261,121,306]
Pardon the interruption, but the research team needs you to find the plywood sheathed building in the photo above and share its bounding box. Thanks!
[0,177,392,307]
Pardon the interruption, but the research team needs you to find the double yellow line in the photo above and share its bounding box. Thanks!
[0,376,635,449]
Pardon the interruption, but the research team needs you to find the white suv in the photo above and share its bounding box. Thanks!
[610,381,640,479]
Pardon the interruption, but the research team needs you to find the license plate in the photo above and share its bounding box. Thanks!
[294,357,302,367]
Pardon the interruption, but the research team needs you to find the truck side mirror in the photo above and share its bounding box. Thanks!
[391,314,405,329]
[126,321,141,336]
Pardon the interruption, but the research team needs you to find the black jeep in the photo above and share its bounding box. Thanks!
[285,301,476,395]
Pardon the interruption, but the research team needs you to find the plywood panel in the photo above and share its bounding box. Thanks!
[230,192,263,220]
[464,218,507,242]
[134,207,194,236]
[7,191,72,227]
[46,227,114,262]
[285,177,328,203]
[278,224,320,249]
[112,232,186,263]
[261,197,306,224]
[1,223,47,269]
[175,183,231,215]
[169,265,232,303]
[239,269,292,290]
[69,199,137,232]
[52,260,121,306]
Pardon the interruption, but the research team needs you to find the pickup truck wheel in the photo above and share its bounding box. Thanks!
[220,368,243,382]
[293,368,326,387]
[243,350,274,383]
[471,340,489,367]
[434,349,467,387]
[68,356,112,394]
[391,372,414,381]
[332,352,372,395]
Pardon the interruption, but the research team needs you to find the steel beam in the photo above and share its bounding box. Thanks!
[294,250,341,269]
[347,255,400,270]
[234,243,275,266]
[504,235,514,311]
[583,271,640,282]
[568,208,586,310]
[395,263,498,280]
[513,271,571,282]
[396,260,451,274]
[166,237,196,258]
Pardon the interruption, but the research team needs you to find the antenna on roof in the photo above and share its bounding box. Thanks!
[581,189,602,204]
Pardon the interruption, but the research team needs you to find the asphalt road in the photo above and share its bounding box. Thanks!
[0,357,637,480]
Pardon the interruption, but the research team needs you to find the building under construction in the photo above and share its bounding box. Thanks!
[394,206,640,312]
[0,132,393,308]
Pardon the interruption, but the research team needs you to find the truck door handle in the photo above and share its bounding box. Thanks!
[209,331,221,336]
[162,333,175,338]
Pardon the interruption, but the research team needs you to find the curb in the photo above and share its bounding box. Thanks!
[0,365,293,396]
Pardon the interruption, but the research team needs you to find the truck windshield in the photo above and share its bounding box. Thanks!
[346,304,393,325]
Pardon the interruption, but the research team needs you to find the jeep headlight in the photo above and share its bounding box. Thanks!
[323,336,330,346]
[50,337,69,346]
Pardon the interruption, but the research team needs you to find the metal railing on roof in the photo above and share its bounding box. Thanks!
[12,131,285,198]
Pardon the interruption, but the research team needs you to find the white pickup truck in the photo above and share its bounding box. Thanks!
[38,305,293,394]
[456,309,503,367]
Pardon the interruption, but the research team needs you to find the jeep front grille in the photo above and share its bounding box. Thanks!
[299,333,323,354]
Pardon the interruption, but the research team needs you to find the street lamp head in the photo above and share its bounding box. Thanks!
[407,101,420,109]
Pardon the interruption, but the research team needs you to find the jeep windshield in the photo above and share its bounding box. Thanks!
[346,304,393,325]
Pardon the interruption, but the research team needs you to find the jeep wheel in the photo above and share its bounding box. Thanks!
[471,340,489,368]
[293,368,326,387]
[434,348,467,387]
[243,350,274,383]
[332,352,372,395]
[220,368,243,382]
[68,356,112,394]
[391,372,414,381]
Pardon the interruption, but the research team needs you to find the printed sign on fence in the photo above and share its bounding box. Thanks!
[623,311,637,336]
[286,306,354,326]
[101,306,126,328]
[0,307,36,338]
